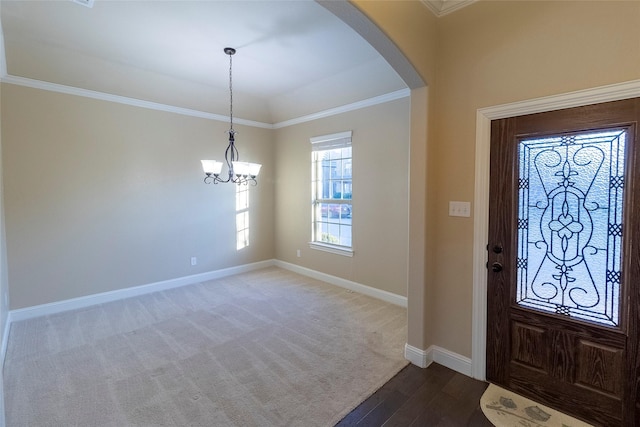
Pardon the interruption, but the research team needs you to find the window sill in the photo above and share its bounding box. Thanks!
[309,242,354,257]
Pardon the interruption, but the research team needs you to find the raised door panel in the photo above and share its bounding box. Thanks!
[576,340,624,397]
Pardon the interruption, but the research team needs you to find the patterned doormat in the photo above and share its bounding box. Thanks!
[480,384,594,427]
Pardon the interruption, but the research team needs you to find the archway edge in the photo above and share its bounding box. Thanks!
[316,0,432,356]
[316,0,426,89]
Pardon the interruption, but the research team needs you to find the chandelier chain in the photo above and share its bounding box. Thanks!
[229,51,233,132]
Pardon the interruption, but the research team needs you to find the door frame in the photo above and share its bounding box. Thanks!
[471,79,640,381]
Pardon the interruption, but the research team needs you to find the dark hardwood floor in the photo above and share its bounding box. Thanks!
[336,363,493,426]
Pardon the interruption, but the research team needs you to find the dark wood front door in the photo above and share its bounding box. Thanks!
[486,98,640,426]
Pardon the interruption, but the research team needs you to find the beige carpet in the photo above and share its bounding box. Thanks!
[4,267,408,426]
[481,383,594,427]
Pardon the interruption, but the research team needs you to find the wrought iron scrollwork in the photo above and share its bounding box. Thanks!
[516,130,626,326]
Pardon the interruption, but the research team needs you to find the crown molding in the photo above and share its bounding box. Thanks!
[272,89,410,129]
[0,74,409,130]
[421,0,476,17]
[0,74,273,128]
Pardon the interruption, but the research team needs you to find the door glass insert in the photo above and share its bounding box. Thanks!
[516,129,626,327]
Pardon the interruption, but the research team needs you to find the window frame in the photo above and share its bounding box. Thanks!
[309,131,353,257]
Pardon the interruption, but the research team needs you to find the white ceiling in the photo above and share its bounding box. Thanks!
[0,0,420,125]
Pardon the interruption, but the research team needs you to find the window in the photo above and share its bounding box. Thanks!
[516,129,626,326]
[236,183,250,250]
[310,131,353,256]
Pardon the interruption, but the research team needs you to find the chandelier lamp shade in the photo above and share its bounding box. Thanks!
[201,47,261,185]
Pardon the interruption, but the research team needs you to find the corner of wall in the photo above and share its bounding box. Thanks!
[404,343,472,377]
[407,86,431,350]
[0,65,8,427]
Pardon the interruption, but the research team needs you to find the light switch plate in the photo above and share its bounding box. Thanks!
[449,201,471,217]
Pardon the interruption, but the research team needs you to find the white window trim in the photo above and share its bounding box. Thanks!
[308,241,354,257]
[310,131,352,149]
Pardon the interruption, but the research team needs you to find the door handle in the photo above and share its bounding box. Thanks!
[491,262,503,273]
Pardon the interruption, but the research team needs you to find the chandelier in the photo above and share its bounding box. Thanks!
[201,47,261,185]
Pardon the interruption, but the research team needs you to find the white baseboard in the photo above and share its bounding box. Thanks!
[8,259,407,323]
[405,343,472,377]
[274,260,407,307]
[3,258,473,383]
[404,343,433,368]
[431,345,473,376]
[9,260,276,322]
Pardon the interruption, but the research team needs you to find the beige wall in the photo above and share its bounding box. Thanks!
[2,83,409,311]
[2,84,275,309]
[364,0,640,358]
[274,98,410,297]
[0,80,8,320]
[433,0,640,358]
[0,75,7,427]
[352,0,437,86]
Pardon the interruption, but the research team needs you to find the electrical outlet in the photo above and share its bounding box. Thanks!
[190,257,197,266]
[449,201,471,217]
[296,249,301,258]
